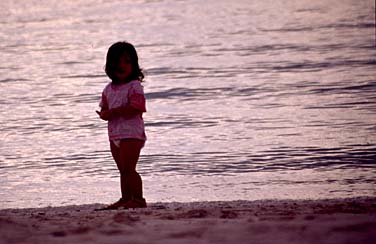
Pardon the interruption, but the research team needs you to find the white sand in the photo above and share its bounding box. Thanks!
[1,197,375,244]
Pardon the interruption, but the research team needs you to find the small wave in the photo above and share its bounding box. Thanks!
[308,81,376,94]
[60,74,105,79]
[138,145,376,176]
[0,78,30,83]
[321,23,375,29]
[146,120,217,129]
[261,22,375,33]
[260,59,376,73]
[146,87,232,101]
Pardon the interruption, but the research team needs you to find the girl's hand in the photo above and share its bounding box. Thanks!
[96,110,113,121]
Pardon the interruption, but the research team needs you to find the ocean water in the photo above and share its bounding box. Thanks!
[0,0,375,209]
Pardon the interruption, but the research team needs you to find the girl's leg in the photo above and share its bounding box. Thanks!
[118,139,144,200]
[110,141,131,201]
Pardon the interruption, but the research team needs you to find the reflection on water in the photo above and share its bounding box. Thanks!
[0,0,375,208]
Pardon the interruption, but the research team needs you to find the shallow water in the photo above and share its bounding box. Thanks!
[0,0,375,208]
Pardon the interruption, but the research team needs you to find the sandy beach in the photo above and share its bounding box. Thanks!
[0,197,375,244]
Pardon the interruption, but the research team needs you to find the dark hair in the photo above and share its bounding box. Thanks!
[105,41,144,84]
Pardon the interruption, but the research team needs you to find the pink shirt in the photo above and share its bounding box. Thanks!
[99,80,146,141]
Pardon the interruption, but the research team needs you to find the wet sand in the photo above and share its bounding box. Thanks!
[1,197,375,244]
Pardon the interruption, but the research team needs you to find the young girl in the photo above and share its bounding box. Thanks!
[97,42,147,209]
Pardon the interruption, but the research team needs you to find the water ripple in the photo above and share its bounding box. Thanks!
[138,145,376,176]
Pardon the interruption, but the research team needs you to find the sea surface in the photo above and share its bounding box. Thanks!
[0,0,375,209]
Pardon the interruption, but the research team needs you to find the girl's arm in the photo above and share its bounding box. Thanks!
[112,93,146,118]
[97,92,113,121]
[97,83,146,120]
[111,104,144,118]
[96,107,113,121]
[97,100,144,120]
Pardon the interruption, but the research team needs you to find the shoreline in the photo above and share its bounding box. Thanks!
[1,197,375,244]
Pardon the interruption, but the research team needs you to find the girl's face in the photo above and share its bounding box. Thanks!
[115,54,132,82]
